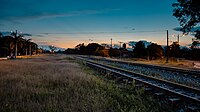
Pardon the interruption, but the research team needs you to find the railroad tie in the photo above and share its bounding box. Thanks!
[168,97,181,108]
[154,92,165,100]
[144,87,153,94]
[187,104,200,112]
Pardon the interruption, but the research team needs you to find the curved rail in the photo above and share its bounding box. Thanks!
[76,56,200,104]
[78,55,200,77]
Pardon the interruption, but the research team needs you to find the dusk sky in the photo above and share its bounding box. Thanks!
[0,0,195,48]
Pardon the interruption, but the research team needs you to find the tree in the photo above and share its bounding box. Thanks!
[122,43,126,49]
[85,43,103,55]
[11,31,23,57]
[109,48,120,57]
[1,36,15,56]
[169,42,180,58]
[147,43,163,60]
[0,32,38,57]
[30,42,38,55]
[0,32,2,38]
[0,35,10,57]
[23,39,32,55]
[179,47,190,58]
[75,43,86,54]
[97,49,109,57]
[133,41,147,58]
[172,0,200,39]
[194,30,200,39]
[49,45,57,53]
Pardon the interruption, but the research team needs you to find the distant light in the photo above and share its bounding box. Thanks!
[172,34,176,37]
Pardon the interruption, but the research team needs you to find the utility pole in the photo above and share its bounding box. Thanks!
[118,41,123,59]
[110,38,112,48]
[177,34,179,44]
[166,30,169,63]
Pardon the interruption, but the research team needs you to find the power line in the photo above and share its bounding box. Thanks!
[28,30,167,35]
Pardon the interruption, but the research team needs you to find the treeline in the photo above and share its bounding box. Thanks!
[64,41,200,61]
[0,32,39,58]
[64,43,110,57]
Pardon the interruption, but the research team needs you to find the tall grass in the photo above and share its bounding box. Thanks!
[0,55,166,112]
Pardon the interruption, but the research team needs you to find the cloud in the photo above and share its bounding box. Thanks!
[23,33,45,37]
[38,45,66,51]
[0,31,45,37]
[0,31,12,36]
[0,8,120,22]
[173,26,200,36]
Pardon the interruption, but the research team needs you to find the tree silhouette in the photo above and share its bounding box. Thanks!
[85,43,103,55]
[49,45,57,53]
[109,48,120,57]
[2,36,15,56]
[0,33,38,57]
[133,41,147,58]
[0,32,2,38]
[11,31,23,58]
[147,43,163,60]
[173,0,200,39]
[23,39,32,55]
[75,43,86,54]
[122,43,126,49]
[194,30,200,39]
[169,42,180,58]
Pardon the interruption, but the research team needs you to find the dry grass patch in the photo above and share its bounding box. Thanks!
[0,55,165,112]
[0,58,101,111]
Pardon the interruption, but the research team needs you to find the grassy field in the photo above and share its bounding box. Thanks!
[0,54,166,112]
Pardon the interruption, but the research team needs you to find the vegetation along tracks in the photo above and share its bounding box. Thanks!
[76,56,200,110]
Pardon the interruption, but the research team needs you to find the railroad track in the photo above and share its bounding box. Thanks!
[78,55,200,77]
[76,56,200,110]
[77,55,200,90]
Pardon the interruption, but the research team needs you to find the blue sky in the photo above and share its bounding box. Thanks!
[0,0,195,48]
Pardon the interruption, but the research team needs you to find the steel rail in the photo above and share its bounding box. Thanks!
[78,55,200,77]
[76,57,200,104]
